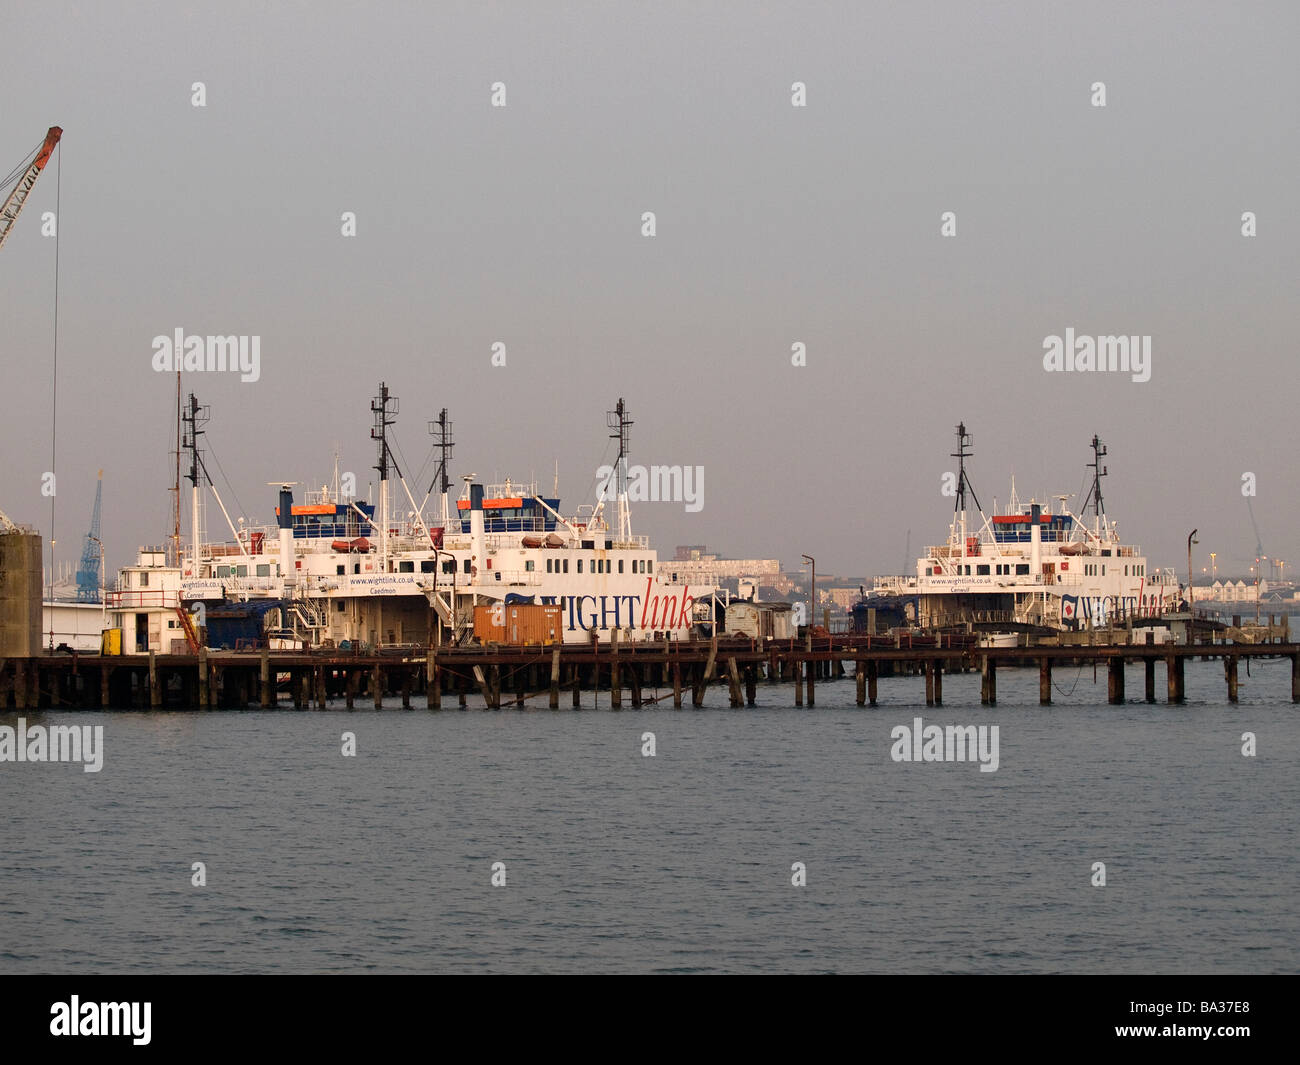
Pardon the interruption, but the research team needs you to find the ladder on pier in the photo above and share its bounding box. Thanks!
[175,606,201,653]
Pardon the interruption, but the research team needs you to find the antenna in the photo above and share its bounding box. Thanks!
[371,383,400,481]
[182,394,211,489]
[950,422,982,514]
[606,399,633,542]
[426,408,454,496]
[1082,434,1108,518]
[607,398,632,492]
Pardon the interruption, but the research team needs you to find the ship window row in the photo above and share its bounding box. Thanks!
[541,556,653,575]
[213,564,274,578]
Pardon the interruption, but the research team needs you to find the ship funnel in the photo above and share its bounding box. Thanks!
[468,483,485,571]
[278,486,295,587]
[1030,503,1042,575]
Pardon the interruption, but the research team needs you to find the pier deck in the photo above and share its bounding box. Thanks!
[2,630,1298,710]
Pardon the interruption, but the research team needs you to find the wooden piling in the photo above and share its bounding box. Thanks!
[261,647,272,708]
[1145,658,1156,703]
[867,660,878,707]
[980,655,996,706]
[549,647,560,710]
[694,639,717,708]
[1039,656,1051,705]
[611,630,621,709]
[1107,657,1125,704]
[924,661,935,707]
[727,657,743,708]
[149,651,161,709]
[1226,656,1238,703]
[1166,654,1184,704]
[672,660,682,709]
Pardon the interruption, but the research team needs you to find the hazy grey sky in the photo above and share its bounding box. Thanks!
[3,1,1297,579]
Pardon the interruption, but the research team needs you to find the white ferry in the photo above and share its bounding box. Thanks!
[108,391,719,652]
[870,427,1182,630]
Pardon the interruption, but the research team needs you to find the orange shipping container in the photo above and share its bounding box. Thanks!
[473,603,562,645]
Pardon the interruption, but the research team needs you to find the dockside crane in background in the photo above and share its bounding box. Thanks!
[76,471,104,603]
[0,126,62,251]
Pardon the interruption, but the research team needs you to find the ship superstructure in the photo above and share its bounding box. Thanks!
[871,427,1182,630]
[110,390,718,652]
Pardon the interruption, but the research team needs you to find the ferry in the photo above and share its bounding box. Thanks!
[868,427,1183,631]
[106,392,720,653]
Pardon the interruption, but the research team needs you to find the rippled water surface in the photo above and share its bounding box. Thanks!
[2,655,1297,973]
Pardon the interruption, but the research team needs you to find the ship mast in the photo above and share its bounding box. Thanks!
[1081,434,1108,539]
[950,423,982,558]
[181,393,209,575]
[607,398,632,543]
[172,369,181,567]
[371,383,398,569]
[427,408,454,529]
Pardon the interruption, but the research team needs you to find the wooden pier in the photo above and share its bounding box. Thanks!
[2,629,1298,710]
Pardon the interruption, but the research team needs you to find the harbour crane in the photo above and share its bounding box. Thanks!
[0,126,62,251]
[75,472,104,603]
[1245,495,1273,579]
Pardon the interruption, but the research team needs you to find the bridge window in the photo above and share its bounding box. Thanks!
[1015,564,1029,575]
[442,559,455,574]
[399,561,414,573]
[525,560,534,571]
[337,565,345,576]
[257,564,270,577]
[420,560,436,573]
[976,565,990,575]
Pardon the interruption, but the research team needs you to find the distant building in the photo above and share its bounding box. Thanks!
[658,545,780,585]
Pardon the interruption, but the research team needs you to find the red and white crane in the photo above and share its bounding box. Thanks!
[0,125,62,252]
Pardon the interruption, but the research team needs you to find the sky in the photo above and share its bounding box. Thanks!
[2,1,1297,582]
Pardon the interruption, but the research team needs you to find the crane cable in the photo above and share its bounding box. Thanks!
[46,140,61,645]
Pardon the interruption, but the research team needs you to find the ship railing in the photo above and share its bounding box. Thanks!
[105,589,181,609]
[609,536,650,549]
[483,482,538,499]
[223,576,283,595]
[483,570,544,587]
[873,575,920,593]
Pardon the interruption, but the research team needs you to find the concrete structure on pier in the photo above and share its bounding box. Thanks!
[0,530,42,658]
